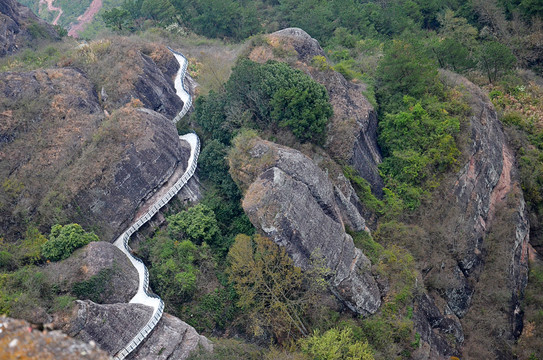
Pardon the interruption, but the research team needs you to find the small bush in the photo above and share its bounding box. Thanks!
[167,204,221,247]
[41,224,99,261]
[72,268,114,303]
[52,295,76,312]
[299,327,375,360]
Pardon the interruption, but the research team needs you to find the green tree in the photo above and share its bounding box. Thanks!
[191,0,261,40]
[121,0,144,19]
[376,39,440,112]
[378,98,460,209]
[41,224,99,262]
[141,0,175,23]
[519,0,543,18]
[167,204,221,246]
[226,60,333,144]
[431,37,475,72]
[192,90,231,144]
[147,231,200,303]
[228,234,329,341]
[270,77,333,144]
[477,41,517,83]
[299,327,375,360]
[438,9,478,51]
[102,8,131,31]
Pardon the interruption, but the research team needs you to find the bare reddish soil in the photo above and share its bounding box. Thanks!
[39,0,63,25]
[68,0,102,38]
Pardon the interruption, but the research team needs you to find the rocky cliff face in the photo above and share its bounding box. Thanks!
[53,301,211,360]
[72,107,189,241]
[248,28,384,195]
[106,43,184,119]
[0,0,58,57]
[0,316,111,360]
[410,71,530,359]
[230,136,381,315]
[129,313,213,360]
[55,301,152,356]
[44,242,139,304]
[0,65,189,241]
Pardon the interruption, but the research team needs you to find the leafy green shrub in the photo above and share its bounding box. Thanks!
[26,22,51,40]
[0,251,15,271]
[72,268,114,303]
[41,224,99,261]
[52,295,76,312]
[343,166,383,214]
[182,286,239,333]
[311,56,332,71]
[167,204,221,246]
[348,230,383,265]
[378,97,461,210]
[145,231,202,304]
[299,327,374,360]
[225,60,333,145]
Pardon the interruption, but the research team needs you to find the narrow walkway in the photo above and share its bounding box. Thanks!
[112,48,197,360]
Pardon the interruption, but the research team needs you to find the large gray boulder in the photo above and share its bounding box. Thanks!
[44,241,139,304]
[53,301,211,360]
[230,136,381,315]
[130,313,212,360]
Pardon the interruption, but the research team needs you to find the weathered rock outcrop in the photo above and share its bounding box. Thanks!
[230,136,381,315]
[117,48,183,119]
[411,71,530,358]
[413,293,463,359]
[248,27,383,194]
[0,316,111,360]
[130,313,213,360]
[442,71,529,319]
[44,242,139,304]
[0,67,190,241]
[0,0,58,57]
[52,301,210,360]
[54,301,152,356]
[72,107,190,241]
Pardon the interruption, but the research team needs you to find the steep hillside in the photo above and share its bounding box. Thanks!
[0,38,190,242]
[0,0,58,57]
[247,28,384,195]
[230,135,381,315]
[2,0,543,359]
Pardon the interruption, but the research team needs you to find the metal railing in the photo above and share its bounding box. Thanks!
[113,47,197,360]
[168,47,193,124]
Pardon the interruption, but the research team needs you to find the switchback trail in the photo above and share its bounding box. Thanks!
[112,48,198,360]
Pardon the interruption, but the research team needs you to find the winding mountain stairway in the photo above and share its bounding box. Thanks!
[112,48,198,360]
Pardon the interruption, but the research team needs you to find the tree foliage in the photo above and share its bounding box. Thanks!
[299,327,375,360]
[167,204,221,247]
[477,41,517,83]
[102,8,131,31]
[41,224,99,262]
[376,39,441,112]
[227,234,327,342]
[193,59,333,145]
[147,231,200,304]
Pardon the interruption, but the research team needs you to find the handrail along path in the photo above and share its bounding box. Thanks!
[112,47,198,360]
